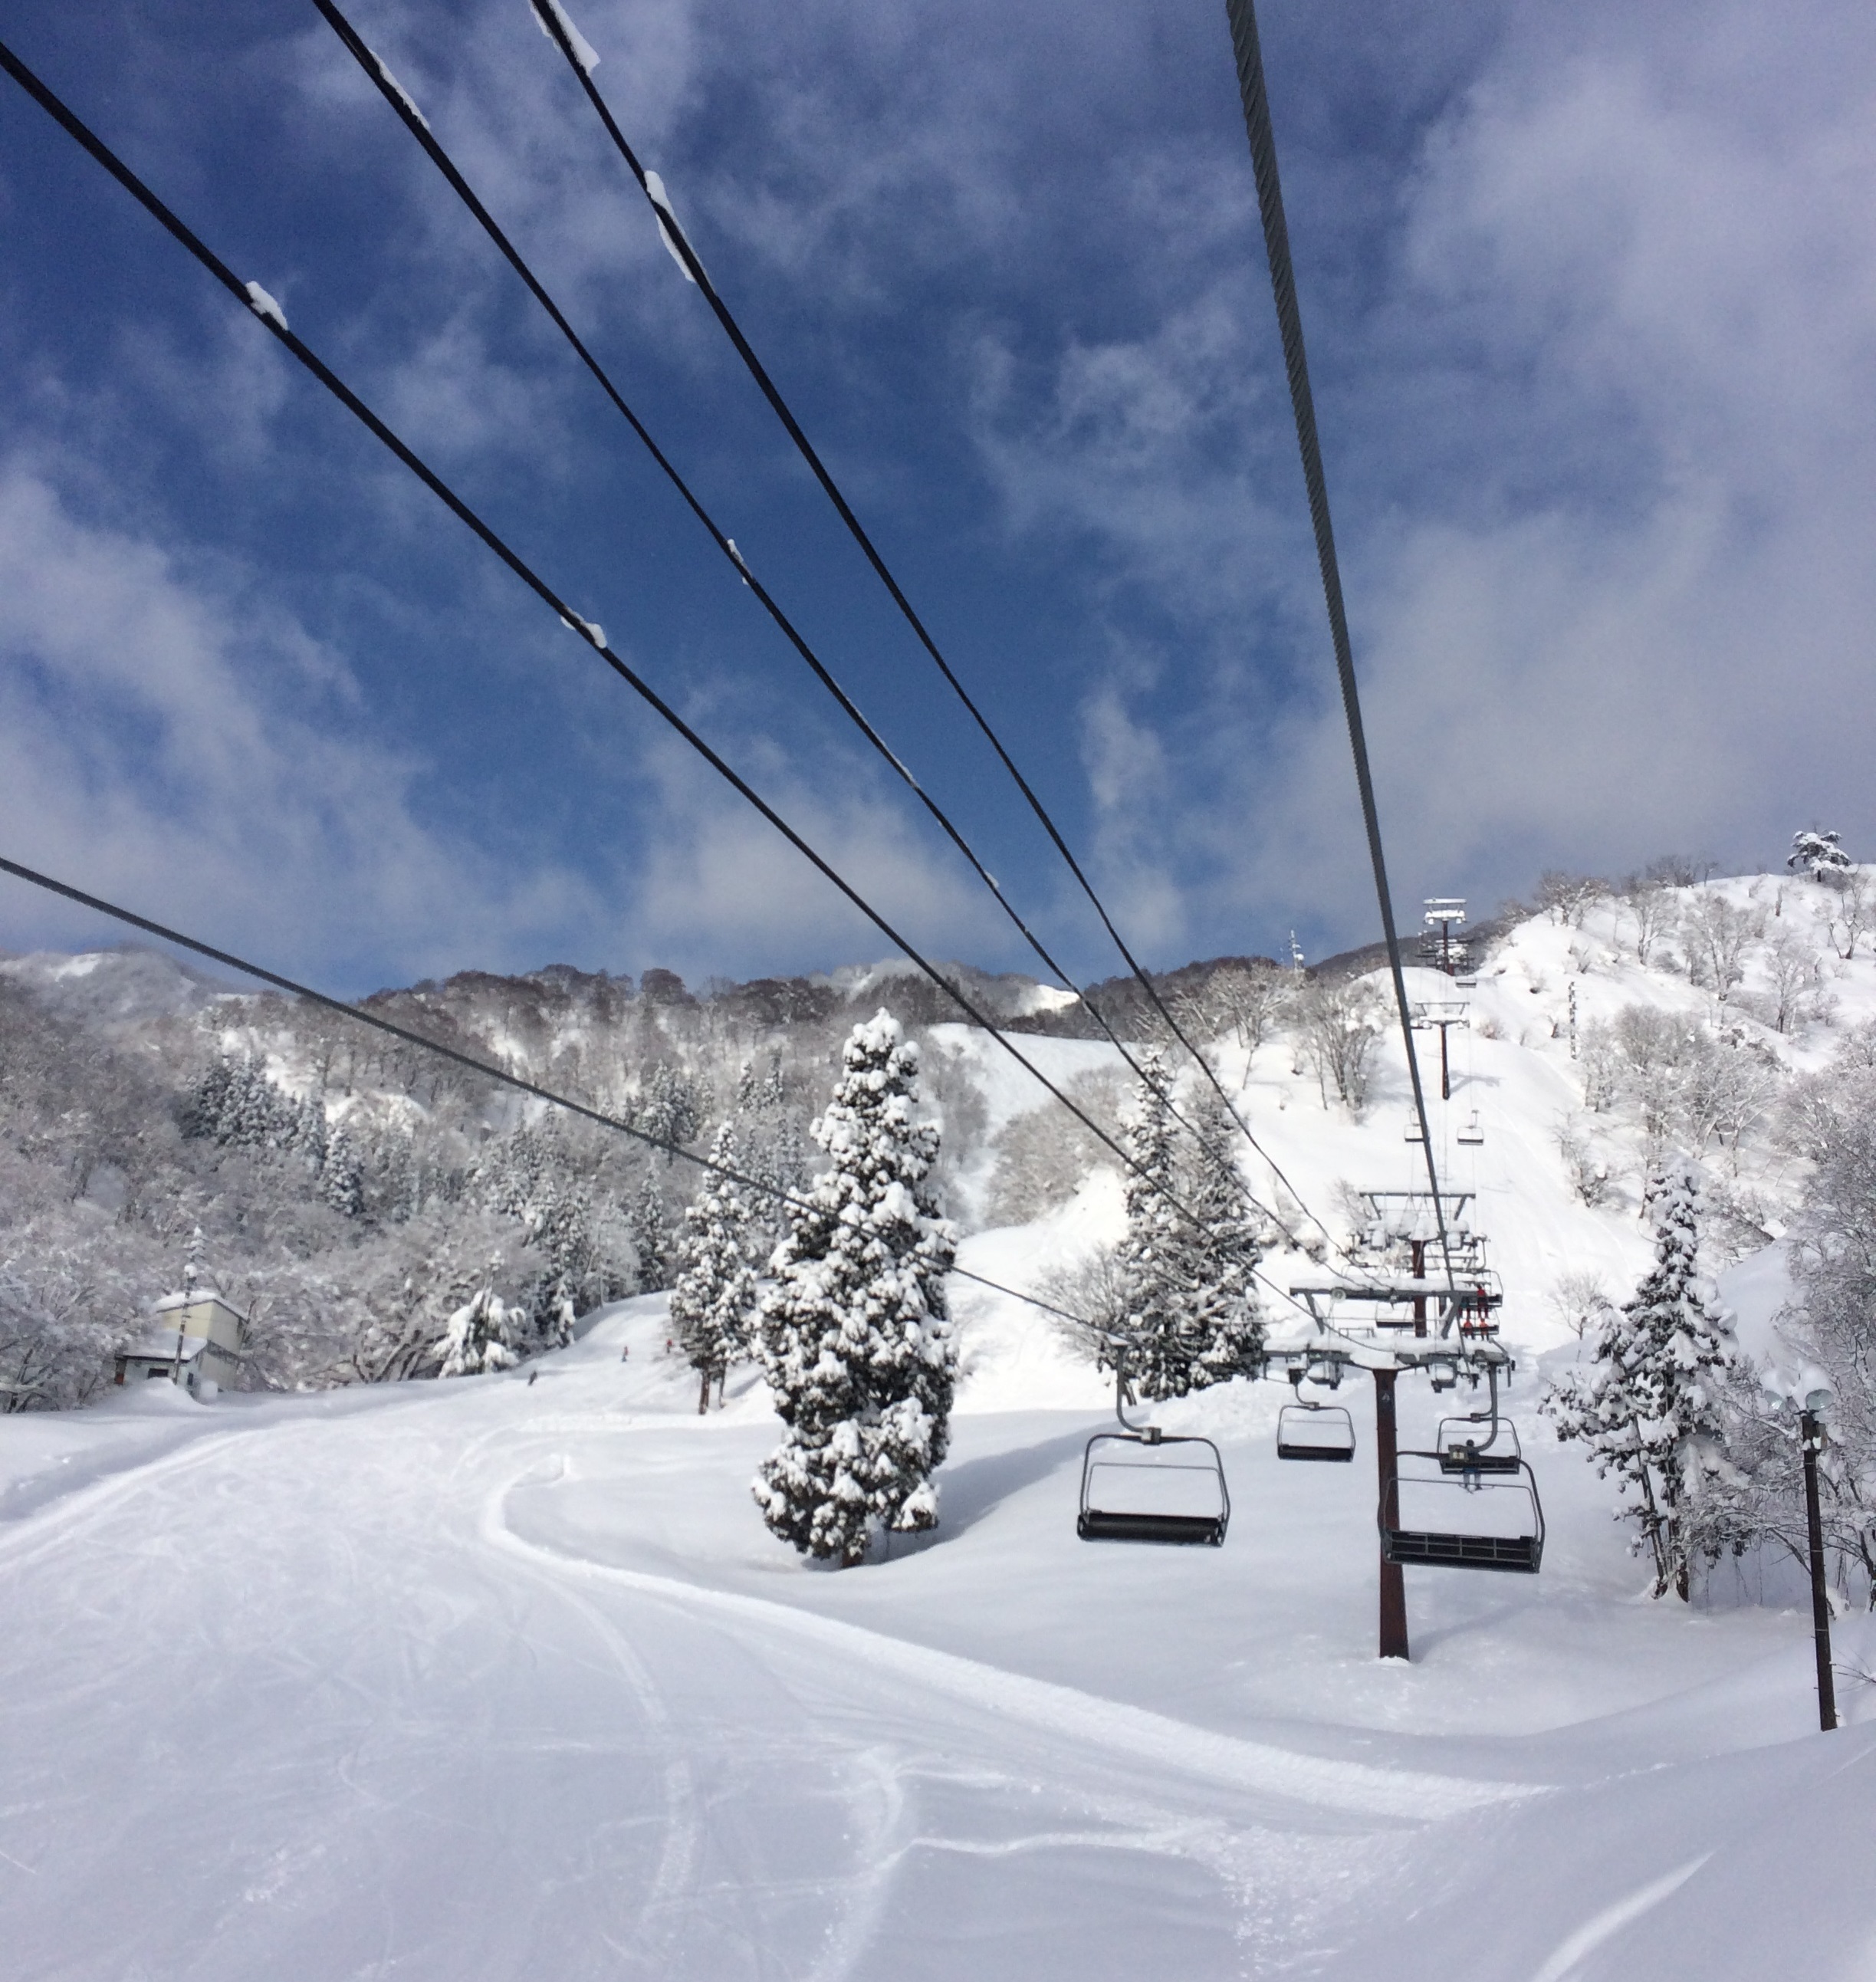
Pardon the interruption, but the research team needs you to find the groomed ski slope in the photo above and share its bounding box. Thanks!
[6,877,1876,1978]
[4,1294,1872,1982]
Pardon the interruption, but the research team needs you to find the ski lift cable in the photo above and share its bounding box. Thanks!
[304,15,1349,1276]
[0,855,1063,1332]
[1222,0,1454,1293]
[522,0,1356,1267]
[302,1,1318,1264]
[0,853,1319,1334]
[0,40,1251,1264]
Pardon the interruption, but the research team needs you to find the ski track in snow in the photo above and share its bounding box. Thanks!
[486,1464,1533,1823]
[1526,1855,1712,1982]
[4,1313,1871,1980]
[15,884,1876,1975]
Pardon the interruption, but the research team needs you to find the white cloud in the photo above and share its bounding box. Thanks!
[622,727,1014,981]
[968,0,1876,946]
[0,460,595,985]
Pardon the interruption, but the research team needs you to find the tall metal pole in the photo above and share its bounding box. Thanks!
[1375,1369,1409,1660]
[1800,1407,1838,1732]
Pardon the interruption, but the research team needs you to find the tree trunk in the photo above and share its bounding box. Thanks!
[698,1370,711,1415]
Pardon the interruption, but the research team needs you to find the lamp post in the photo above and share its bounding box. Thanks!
[172,1224,203,1392]
[1799,1388,1837,1733]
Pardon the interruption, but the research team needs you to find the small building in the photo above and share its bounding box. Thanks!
[115,1290,248,1396]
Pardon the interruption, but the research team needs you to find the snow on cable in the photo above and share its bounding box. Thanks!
[530,0,600,76]
[370,49,429,131]
[243,281,288,334]
[643,169,701,284]
[559,612,606,649]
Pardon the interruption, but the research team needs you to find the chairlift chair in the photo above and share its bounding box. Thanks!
[1276,1368,1356,1461]
[1380,1451,1544,1572]
[1457,1110,1484,1145]
[1436,1366,1521,1475]
[1276,1402,1355,1461]
[1436,1412,1522,1475]
[1078,1369,1230,1546]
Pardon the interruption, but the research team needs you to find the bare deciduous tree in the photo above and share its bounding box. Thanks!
[1535,871,1611,927]
[1679,892,1763,998]
[1623,884,1676,967]
[1553,1115,1613,1206]
[1295,981,1385,1113]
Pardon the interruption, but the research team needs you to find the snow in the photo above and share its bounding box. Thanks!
[529,0,599,75]
[9,876,1876,1972]
[1012,981,1083,1016]
[559,610,606,649]
[370,49,429,132]
[242,280,288,333]
[5,1290,1871,1978]
[643,169,701,283]
[0,944,232,1023]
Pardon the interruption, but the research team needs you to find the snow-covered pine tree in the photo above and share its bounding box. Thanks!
[669,1122,760,1413]
[435,1277,523,1377]
[753,1011,956,1565]
[630,1175,670,1292]
[322,1126,366,1218]
[1543,1163,1738,1598]
[1102,1053,1263,1399]
[1108,1047,1188,1399]
[1173,1085,1267,1385]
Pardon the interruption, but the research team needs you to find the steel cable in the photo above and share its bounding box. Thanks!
[0,853,1318,1330]
[0,34,1269,1268]
[523,0,1358,1267]
[307,0,1336,1274]
[1221,0,1454,1292]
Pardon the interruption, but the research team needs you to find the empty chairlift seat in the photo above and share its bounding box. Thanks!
[1436,1414,1522,1475]
[1276,1401,1356,1462]
[1381,1451,1544,1573]
[1079,1429,1230,1546]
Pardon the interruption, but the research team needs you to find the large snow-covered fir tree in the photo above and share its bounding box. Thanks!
[1545,1164,1738,1597]
[629,1175,671,1293]
[1106,1052,1263,1401]
[669,1123,760,1414]
[752,1011,956,1566]
[1174,1085,1267,1382]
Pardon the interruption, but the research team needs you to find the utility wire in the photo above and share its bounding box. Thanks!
[309,0,1330,1271]
[0,852,1316,1329]
[0,855,1082,1331]
[1222,0,1454,1292]
[524,0,1355,1265]
[0,36,1252,1267]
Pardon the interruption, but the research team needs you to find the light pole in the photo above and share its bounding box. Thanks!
[1800,1389,1837,1733]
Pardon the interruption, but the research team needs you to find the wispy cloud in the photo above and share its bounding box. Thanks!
[0,459,593,988]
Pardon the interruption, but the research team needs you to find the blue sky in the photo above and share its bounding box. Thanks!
[2,0,1873,996]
